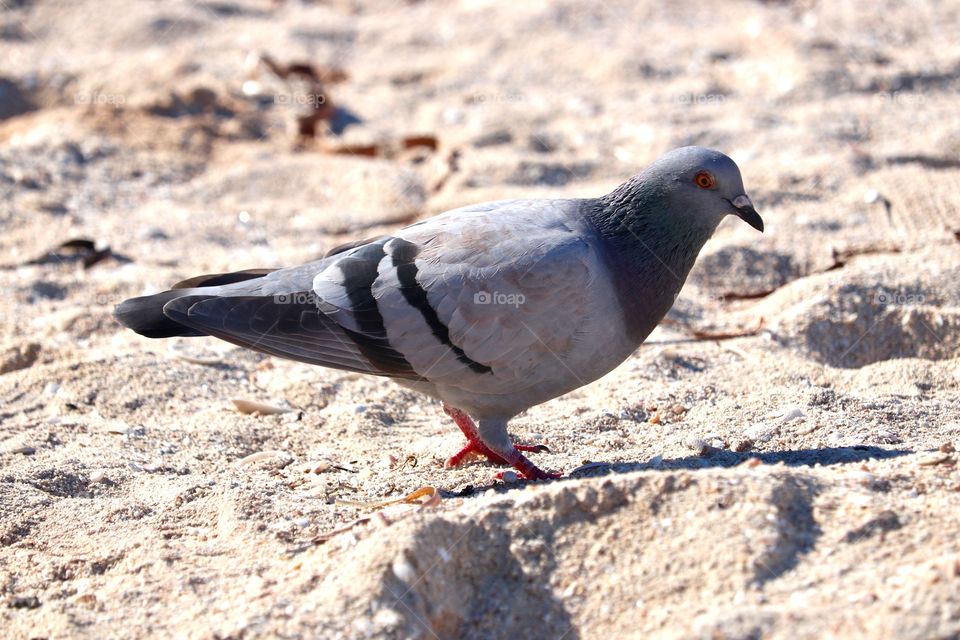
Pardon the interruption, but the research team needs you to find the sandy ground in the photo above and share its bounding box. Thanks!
[2,1,960,638]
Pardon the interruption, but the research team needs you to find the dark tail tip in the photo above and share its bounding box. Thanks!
[114,291,205,338]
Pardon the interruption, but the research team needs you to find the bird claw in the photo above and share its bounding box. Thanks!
[514,443,550,454]
[441,404,558,480]
[496,467,561,482]
[444,440,558,480]
[444,440,510,468]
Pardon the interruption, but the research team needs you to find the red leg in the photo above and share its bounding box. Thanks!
[442,404,559,480]
[442,405,510,466]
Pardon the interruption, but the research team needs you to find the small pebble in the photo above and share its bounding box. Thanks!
[796,422,818,435]
[391,554,417,583]
[705,435,727,450]
[940,442,956,454]
[687,437,710,456]
[745,423,775,442]
[500,470,519,483]
[373,608,403,629]
[778,406,804,423]
[733,438,755,453]
[89,470,107,483]
[125,425,147,438]
[11,445,36,455]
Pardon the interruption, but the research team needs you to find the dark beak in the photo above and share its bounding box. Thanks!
[728,194,764,232]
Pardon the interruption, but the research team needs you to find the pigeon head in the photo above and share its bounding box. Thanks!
[638,146,763,233]
[599,146,763,236]
[590,147,764,339]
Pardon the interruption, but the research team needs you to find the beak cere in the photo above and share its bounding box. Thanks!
[730,194,764,232]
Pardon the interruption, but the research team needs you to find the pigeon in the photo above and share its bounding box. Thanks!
[114,146,763,480]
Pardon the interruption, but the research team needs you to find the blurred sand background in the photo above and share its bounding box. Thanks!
[1,1,960,638]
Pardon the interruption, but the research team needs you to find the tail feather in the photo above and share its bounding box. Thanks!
[114,290,207,338]
[172,268,276,290]
[115,269,276,339]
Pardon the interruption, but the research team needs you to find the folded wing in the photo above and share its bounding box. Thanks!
[157,199,599,392]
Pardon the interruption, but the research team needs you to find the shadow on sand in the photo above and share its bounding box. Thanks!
[567,445,912,478]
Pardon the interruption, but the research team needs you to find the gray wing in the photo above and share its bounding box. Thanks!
[164,199,603,389]
[314,199,602,392]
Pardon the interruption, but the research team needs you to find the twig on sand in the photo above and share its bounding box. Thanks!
[685,318,765,341]
[335,486,439,510]
[313,487,441,544]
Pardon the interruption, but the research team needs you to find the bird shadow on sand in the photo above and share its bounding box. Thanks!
[441,446,912,500]
[566,445,913,480]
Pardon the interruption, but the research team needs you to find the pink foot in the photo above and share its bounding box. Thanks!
[445,439,511,468]
[495,460,562,481]
[441,404,559,481]
[496,444,561,480]
[444,441,550,468]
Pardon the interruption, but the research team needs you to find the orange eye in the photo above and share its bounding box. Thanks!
[694,172,716,189]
